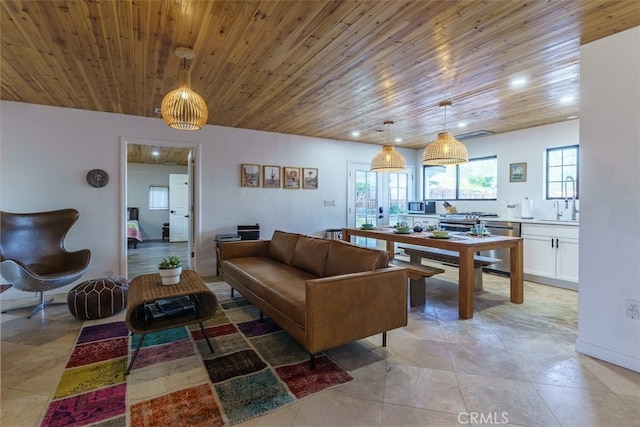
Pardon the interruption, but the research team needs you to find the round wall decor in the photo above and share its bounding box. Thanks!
[86,169,109,188]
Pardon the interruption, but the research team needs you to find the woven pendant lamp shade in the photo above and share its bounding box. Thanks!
[371,145,407,172]
[370,120,406,172]
[161,69,208,131]
[422,132,469,165]
[422,101,468,165]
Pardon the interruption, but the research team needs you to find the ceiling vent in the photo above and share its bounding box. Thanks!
[454,130,494,141]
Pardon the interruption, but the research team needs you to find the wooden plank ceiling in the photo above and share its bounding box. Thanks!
[1,1,638,165]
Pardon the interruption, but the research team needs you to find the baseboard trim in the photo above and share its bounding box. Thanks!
[575,339,640,373]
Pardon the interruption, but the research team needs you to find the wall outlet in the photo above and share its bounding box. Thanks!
[626,298,640,320]
[106,270,114,277]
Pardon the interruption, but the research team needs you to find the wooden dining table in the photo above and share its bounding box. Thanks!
[342,227,524,319]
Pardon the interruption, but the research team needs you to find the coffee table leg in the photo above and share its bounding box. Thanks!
[199,322,214,353]
[125,333,146,376]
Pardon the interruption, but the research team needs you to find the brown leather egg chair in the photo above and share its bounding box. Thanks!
[0,209,91,318]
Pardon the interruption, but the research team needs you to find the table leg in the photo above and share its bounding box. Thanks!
[125,333,146,375]
[459,248,475,319]
[199,322,214,353]
[510,240,524,304]
[386,240,395,259]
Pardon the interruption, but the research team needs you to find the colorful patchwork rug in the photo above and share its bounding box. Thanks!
[40,297,353,426]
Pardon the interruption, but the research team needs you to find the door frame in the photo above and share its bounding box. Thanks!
[120,136,201,278]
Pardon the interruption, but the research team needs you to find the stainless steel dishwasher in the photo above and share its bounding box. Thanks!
[480,220,521,276]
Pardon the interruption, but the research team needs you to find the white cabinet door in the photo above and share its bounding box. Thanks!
[555,237,580,282]
[523,235,556,279]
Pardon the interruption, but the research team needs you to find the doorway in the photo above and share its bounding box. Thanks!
[122,138,199,279]
[347,161,414,248]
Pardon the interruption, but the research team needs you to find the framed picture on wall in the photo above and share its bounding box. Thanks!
[509,162,527,182]
[263,165,281,188]
[302,167,318,189]
[240,164,260,187]
[283,166,300,189]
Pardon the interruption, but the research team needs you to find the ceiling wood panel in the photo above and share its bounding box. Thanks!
[2,0,638,159]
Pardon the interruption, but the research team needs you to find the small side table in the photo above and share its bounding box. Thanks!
[125,270,217,375]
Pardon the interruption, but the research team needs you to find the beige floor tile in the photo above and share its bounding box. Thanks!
[292,391,383,427]
[535,382,639,426]
[235,400,303,426]
[330,360,387,402]
[386,336,453,371]
[384,364,466,414]
[9,362,66,397]
[391,316,446,342]
[447,342,529,381]
[325,340,387,372]
[3,254,639,427]
[1,344,70,389]
[457,372,561,426]
[381,403,467,427]
[1,387,50,427]
[580,356,640,397]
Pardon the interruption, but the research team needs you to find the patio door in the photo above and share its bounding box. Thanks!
[347,162,414,247]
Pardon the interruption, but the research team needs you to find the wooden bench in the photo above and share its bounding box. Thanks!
[389,259,445,307]
[398,246,500,291]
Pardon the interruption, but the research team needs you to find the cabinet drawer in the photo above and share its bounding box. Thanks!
[521,223,579,239]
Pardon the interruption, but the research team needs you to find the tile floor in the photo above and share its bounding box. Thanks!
[2,256,639,426]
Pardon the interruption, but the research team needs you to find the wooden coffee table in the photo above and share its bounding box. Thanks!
[125,270,218,375]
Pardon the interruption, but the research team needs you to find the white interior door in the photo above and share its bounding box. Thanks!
[169,174,189,242]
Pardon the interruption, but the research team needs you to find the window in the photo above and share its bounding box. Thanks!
[388,172,409,216]
[546,145,579,199]
[149,186,169,210]
[423,156,497,200]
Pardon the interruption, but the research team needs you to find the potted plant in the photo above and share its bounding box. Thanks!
[158,255,182,285]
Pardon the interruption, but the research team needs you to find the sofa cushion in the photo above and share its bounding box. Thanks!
[290,235,331,276]
[267,230,300,264]
[222,257,314,327]
[324,240,389,276]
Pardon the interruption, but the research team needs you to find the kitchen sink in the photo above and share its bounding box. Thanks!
[541,219,579,223]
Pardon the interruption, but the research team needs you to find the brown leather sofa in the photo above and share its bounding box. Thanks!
[220,230,408,368]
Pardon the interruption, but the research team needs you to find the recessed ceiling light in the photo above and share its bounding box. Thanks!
[560,95,575,104]
[152,151,159,156]
[351,131,360,137]
[457,122,467,128]
[395,137,402,143]
[510,77,527,88]
[566,115,578,120]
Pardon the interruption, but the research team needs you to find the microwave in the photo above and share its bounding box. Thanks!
[407,201,436,214]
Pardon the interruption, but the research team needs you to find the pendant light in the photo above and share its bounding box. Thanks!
[161,47,208,131]
[370,120,406,172]
[422,101,468,165]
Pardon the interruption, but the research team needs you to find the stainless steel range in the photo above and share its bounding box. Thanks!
[438,212,520,276]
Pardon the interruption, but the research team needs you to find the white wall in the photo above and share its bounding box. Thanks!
[0,102,414,279]
[0,102,582,279]
[415,120,580,220]
[575,27,640,372]
[127,163,188,240]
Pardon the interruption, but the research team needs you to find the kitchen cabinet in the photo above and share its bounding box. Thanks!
[522,223,579,289]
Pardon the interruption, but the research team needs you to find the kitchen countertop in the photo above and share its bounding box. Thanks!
[401,213,579,226]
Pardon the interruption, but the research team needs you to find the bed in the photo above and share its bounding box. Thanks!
[127,207,143,249]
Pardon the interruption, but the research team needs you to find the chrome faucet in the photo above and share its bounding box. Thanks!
[553,201,562,220]
[564,176,578,221]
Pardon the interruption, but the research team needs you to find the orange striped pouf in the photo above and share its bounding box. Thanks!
[67,277,129,320]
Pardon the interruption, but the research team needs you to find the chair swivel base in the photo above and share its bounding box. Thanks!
[1,292,66,319]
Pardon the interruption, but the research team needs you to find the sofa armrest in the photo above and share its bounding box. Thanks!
[220,240,270,260]
[304,267,408,354]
